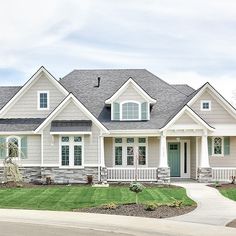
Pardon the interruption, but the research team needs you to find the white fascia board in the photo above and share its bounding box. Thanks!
[187,83,236,119]
[105,78,156,104]
[35,93,109,133]
[0,66,69,117]
[50,131,92,135]
[104,129,160,137]
[160,106,215,132]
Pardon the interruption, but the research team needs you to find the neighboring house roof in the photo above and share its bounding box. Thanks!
[0,118,44,132]
[51,120,92,132]
[0,86,22,109]
[171,84,195,96]
[60,69,196,130]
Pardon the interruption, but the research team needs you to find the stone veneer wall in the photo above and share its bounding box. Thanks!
[157,167,170,183]
[0,166,99,184]
[198,167,212,183]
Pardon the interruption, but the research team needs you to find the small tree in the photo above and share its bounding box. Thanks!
[0,141,23,184]
[129,182,144,204]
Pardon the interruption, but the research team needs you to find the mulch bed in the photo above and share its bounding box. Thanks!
[226,219,236,228]
[209,183,236,189]
[75,203,196,218]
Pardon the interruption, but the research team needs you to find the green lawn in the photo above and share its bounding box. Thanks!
[219,188,236,201]
[0,186,195,211]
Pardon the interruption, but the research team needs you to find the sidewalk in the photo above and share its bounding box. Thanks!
[0,208,235,236]
[169,182,236,226]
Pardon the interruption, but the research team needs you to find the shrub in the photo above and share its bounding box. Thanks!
[231,176,236,184]
[214,180,221,188]
[87,175,93,185]
[167,200,183,208]
[144,203,157,211]
[100,202,118,210]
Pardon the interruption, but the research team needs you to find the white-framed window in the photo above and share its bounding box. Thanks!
[6,136,20,158]
[113,137,147,166]
[121,101,141,120]
[60,135,84,167]
[212,136,223,156]
[37,91,49,110]
[201,100,211,111]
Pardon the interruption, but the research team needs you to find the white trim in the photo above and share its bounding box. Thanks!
[35,93,108,133]
[112,137,148,168]
[50,131,92,135]
[59,135,84,168]
[196,137,199,179]
[200,100,211,111]
[41,133,44,166]
[212,136,224,157]
[0,66,69,117]
[105,78,156,104]
[120,100,141,121]
[167,139,191,178]
[160,106,215,131]
[37,90,50,110]
[0,131,34,135]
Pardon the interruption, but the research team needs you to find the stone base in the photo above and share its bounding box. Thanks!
[198,167,212,183]
[157,167,170,184]
[100,167,107,183]
[0,166,99,184]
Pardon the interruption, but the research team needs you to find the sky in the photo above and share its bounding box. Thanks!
[0,0,236,104]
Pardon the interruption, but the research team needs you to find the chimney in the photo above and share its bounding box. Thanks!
[97,77,101,87]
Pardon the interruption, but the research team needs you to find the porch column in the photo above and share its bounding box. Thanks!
[159,133,168,168]
[198,130,212,183]
[157,132,170,183]
[199,132,210,168]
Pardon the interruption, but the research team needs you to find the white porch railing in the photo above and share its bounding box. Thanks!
[212,167,236,181]
[107,168,157,181]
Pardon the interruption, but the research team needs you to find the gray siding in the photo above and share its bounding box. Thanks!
[3,72,65,118]
[210,136,236,167]
[148,137,159,167]
[104,137,113,167]
[56,101,88,120]
[116,84,145,103]
[175,113,197,125]
[191,90,236,124]
[190,137,197,179]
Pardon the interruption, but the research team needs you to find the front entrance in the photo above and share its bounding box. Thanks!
[168,142,180,177]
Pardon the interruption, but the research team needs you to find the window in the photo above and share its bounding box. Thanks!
[61,136,83,167]
[8,137,19,158]
[121,102,140,120]
[201,100,211,111]
[38,91,49,110]
[115,146,122,165]
[213,137,223,155]
[113,137,147,166]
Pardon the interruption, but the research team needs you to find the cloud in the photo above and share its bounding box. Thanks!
[0,0,236,104]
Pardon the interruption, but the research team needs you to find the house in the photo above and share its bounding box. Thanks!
[0,66,236,183]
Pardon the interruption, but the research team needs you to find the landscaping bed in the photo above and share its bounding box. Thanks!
[76,203,196,218]
[209,183,236,201]
[226,219,236,228]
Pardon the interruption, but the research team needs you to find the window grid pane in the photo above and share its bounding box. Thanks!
[8,138,19,158]
[127,146,134,165]
[61,145,69,166]
[115,146,122,165]
[122,102,139,120]
[74,145,82,166]
[138,146,146,165]
[40,93,48,108]
[214,137,222,155]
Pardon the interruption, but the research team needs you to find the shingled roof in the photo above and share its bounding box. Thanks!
[0,86,21,109]
[60,69,196,130]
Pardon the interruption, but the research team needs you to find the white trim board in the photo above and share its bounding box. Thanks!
[105,77,156,104]
[0,66,69,117]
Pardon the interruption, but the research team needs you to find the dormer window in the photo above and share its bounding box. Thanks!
[201,100,211,111]
[122,101,140,120]
[38,91,49,110]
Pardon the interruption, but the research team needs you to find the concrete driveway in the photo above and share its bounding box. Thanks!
[0,208,235,236]
[169,182,236,226]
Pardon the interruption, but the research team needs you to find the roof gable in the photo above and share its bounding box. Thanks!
[105,77,156,104]
[0,66,69,117]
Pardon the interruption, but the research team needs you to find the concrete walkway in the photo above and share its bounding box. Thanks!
[0,208,236,236]
[169,182,236,226]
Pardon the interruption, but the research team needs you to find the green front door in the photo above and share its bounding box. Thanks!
[168,143,180,177]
